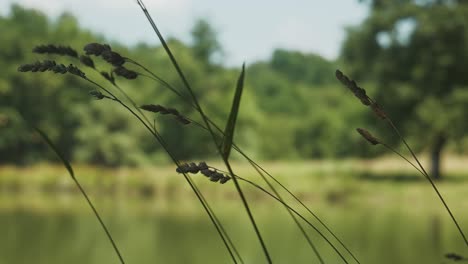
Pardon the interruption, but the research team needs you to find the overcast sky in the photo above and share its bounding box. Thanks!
[1,0,368,66]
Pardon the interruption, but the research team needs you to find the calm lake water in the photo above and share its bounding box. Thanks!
[0,193,466,264]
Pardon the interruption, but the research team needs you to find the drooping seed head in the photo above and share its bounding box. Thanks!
[187,162,200,173]
[80,55,95,69]
[67,64,86,78]
[198,162,208,170]
[201,169,215,177]
[101,50,125,67]
[336,69,371,106]
[52,64,68,74]
[84,43,111,56]
[18,64,34,72]
[176,163,190,173]
[140,104,165,113]
[89,90,105,100]
[113,66,138,79]
[33,44,78,58]
[100,71,115,84]
[445,253,463,261]
[356,128,380,145]
[220,176,231,184]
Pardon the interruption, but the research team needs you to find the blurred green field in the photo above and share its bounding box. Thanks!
[1,156,468,210]
[1,157,468,263]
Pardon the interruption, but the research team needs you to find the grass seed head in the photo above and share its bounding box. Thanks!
[140,104,165,113]
[220,176,231,184]
[67,64,86,78]
[114,66,138,79]
[89,90,105,100]
[80,55,95,69]
[198,162,208,170]
[101,50,125,67]
[84,43,111,56]
[356,128,380,145]
[33,44,78,58]
[100,71,115,84]
[18,60,57,72]
[52,64,67,74]
[445,253,464,261]
[336,69,371,106]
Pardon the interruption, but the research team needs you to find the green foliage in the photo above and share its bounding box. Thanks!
[342,0,468,153]
[1,4,380,166]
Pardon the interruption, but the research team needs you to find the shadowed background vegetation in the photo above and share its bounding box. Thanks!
[2,3,468,177]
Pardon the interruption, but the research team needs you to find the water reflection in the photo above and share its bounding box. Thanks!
[0,194,466,264]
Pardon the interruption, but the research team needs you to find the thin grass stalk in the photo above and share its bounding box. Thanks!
[135,1,271,262]
[336,69,468,249]
[72,177,126,263]
[32,127,125,264]
[188,115,358,263]
[385,119,468,247]
[84,77,241,263]
[234,176,350,264]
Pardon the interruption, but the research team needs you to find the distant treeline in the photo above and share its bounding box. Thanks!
[1,3,467,166]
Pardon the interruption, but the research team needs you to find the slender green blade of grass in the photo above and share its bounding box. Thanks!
[33,127,75,178]
[32,126,126,264]
[222,64,245,160]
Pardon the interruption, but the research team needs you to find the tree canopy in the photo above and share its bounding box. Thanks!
[342,0,468,178]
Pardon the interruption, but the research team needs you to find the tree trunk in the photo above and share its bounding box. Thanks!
[431,134,447,181]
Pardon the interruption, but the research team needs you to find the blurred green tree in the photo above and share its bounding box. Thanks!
[190,19,222,66]
[342,0,468,179]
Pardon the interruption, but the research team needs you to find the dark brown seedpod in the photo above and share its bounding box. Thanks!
[176,163,190,173]
[33,44,78,58]
[89,90,105,100]
[209,172,223,182]
[84,43,111,56]
[113,66,138,79]
[80,55,95,69]
[201,169,215,177]
[198,162,208,170]
[356,128,380,145]
[445,253,464,261]
[18,64,34,72]
[67,64,86,78]
[140,104,165,113]
[101,50,125,67]
[335,69,371,106]
[18,60,55,72]
[220,177,231,184]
